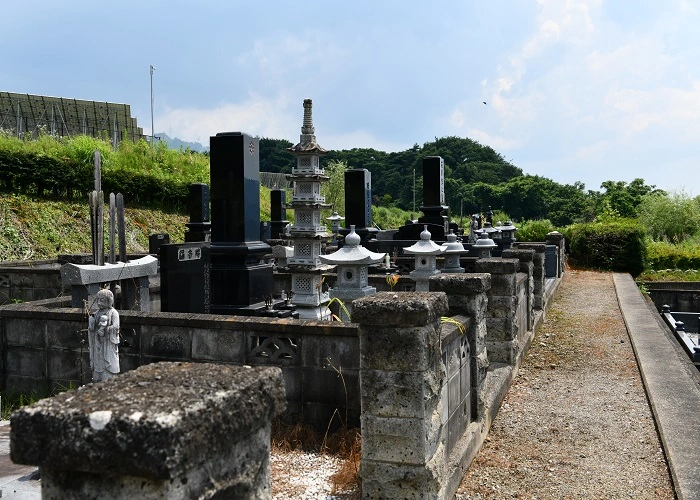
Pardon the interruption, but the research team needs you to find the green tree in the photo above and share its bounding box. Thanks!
[636,191,700,242]
[597,179,662,219]
[322,159,347,213]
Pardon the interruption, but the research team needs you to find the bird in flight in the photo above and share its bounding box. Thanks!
[483,101,487,105]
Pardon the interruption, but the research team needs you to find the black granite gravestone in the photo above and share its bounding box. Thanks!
[160,242,210,313]
[340,168,377,242]
[209,132,273,312]
[269,189,289,239]
[185,183,211,242]
[149,233,170,255]
[394,156,456,242]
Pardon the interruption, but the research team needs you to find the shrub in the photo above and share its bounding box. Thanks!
[564,219,647,276]
[516,219,555,242]
[646,240,700,270]
[636,191,700,243]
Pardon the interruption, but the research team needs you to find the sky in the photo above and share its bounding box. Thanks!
[4,0,700,196]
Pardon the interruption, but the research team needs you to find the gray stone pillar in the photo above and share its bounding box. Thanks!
[502,248,536,331]
[354,292,449,499]
[474,258,521,364]
[11,362,286,500]
[429,273,490,421]
[546,231,566,277]
[514,243,546,310]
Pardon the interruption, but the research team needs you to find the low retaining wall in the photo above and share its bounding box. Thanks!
[0,303,359,429]
[644,281,700,313]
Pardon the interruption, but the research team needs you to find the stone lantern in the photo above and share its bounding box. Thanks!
[403,225,445,291]
[473,231,497,259]
[441,230,466,273]
[499,220,517,249]
[481,221,501,240]
[326,211,345,244]
[319,225,386,320]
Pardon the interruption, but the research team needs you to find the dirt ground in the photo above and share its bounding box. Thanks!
[456,269,674,499]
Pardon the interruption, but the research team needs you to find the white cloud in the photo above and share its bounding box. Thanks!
[156,94,298,144]
[466,128,521,151]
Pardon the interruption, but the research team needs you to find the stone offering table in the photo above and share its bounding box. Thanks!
[61,255,158,310]
[10,362,286,499]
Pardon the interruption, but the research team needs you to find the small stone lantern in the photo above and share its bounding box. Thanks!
[499,220,517,249]
[326,211,345,242]
[441,230,466,273]
[319,225,386,319]
[481,221,501,240]
[473,231,498,259]
[403,225,446,291]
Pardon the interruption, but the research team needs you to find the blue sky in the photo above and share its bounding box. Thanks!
[4,0,700,196]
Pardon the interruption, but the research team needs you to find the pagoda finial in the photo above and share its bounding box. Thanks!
[302,99,315,135]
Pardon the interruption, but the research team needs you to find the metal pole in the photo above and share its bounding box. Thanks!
[150,65,156,144]
[413,168,416,213]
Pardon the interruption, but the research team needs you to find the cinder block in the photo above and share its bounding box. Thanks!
[191,328,244,362]
[360,324,440,372]
[300,333,359,370]
[361,369,442,418]
[361,413,442,464]
[5,347,46,376]
[5,318,45,347]
[141,325,192,359]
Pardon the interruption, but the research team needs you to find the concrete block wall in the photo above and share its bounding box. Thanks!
[0,304,358,429]
[353,292,450,499]
[429,273,490,421]
[11,362,286,499]
[546,231,566,277]
[502,248,535,331]
[474,258,524,365]
[514,243,546,310]
[0,262,64,305]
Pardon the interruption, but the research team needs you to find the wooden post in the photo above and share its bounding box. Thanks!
[109,193,116,265]
[117,194,126,262]
[93,150,101,193]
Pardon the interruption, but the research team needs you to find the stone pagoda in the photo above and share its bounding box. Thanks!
[286,99,334,319]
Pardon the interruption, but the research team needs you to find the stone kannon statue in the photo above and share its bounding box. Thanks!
[468,214,480,244]
[88,288,120,382]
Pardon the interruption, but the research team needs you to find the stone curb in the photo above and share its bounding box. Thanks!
[614,273,700,500]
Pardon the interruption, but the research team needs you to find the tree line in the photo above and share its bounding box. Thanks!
[259,136,666,226]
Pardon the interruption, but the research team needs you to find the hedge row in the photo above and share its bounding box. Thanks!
[0,149,191,211]
[564,220,647,277]
[646,241,700,270]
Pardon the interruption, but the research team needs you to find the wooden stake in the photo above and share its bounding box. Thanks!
[109,193,116,264]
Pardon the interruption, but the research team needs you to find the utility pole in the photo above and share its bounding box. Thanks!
[150,65,156,144]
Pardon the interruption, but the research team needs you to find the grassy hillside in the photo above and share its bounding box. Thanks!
[0,193,188,261]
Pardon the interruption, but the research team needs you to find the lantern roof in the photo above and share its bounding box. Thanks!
[441,230,467,255]
[403,226,446,256]
[319,226,386,265]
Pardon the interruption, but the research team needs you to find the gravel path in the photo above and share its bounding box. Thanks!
[269,269,675,499]
[456,269,674,499]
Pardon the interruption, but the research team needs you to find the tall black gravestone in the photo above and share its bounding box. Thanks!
[394,156,455,242]
[340,168,377,243]
[185,183,211,242]
[209,132,273,313]
[269,189,289,239]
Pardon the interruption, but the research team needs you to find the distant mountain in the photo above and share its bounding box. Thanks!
[156,133,209,152]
